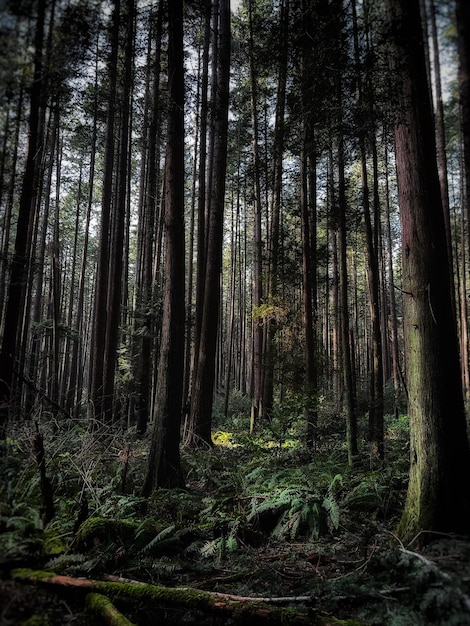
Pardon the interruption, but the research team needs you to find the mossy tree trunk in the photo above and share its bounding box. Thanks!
[385,0,470,540]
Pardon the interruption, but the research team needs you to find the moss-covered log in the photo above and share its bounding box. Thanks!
[86,592,136,626]
[11,568,361,625]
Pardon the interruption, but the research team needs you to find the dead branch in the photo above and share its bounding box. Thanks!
[103,576,312,605]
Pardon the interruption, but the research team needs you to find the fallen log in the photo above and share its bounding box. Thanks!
[103,574,312,604]
[86,592,136,626]
[11,568,361,625]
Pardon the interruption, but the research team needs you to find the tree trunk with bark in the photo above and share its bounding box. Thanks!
[385,0,470,540]
[0,0,46,437]
[187,0,231,448]
[143,0,186,491]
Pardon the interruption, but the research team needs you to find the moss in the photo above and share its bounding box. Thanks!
[86,592,136,626]
[11,569,363,625]
[42,528,66,556]
[75,517,138,548]
[316,619,364,626]
[19,616,49,626]
[12,568,56,581]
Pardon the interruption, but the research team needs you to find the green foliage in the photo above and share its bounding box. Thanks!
[1,415,469,625]
[252,302,288,324]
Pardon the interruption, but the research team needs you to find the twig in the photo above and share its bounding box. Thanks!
[330,540,377,581]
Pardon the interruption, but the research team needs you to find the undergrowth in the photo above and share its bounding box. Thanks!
[1,408,469,625]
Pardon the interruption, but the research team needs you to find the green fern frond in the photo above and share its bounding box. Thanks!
[304,501,321,540]
[45,553,86,571]
[138,524,176,555]
[287,509,302,539]
[247,497,278,519]
[322,494,340,530]
[225,534,238,553]
[183,539,206,556]
[146,556,181,575]
[200,539,219,558]
[271,509,290,539]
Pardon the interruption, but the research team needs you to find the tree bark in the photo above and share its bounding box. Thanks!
[187,0,231,448]
[143,0,186,491]
[0,0,46,437]
[89,0,120,420]
[456,0,470,401]
[385,0,470,540]
[248,0,265,429]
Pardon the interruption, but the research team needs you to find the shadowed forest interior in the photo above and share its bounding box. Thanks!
[1,0,470,624]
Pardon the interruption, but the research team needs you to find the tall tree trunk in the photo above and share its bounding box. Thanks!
[456,0,470,400]
[383,130,402,398]
[385,0,470,540]
[0,0,46,436]
[337,134,358,466]
[143,0,186,491]
[189,0,211,406]
[186,0,231,448]
[298,0,319,446]
[89,0,120,419]
[0,87,23,328]
[352,0,384,460]
[247,0,264,429]
[102,0,135,423]
[132,2,163,434]
[263,0,289,420]
[429,0,456,318]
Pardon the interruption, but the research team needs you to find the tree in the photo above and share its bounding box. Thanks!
[133,1,164,436]
[0,0,47,437]
[89,0,121,421]
[297,0,318,446]
[456,0,470,401]
[143,0,186,492]
[186,0,231,448]
[384,0,470,540]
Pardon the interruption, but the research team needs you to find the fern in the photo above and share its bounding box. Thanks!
[138,524,176,555]
[200,535,238,561]
[322,493,340,531]
[129,555,182,576]
[45,553,86,571]
[200,538,219,558]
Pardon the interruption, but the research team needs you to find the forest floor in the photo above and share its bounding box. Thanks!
[2,406,470,625]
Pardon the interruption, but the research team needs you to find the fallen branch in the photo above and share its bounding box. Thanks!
[86,592,136,626]
[103,575,311,604]
[11,568,313,625]
[11,568,357,625]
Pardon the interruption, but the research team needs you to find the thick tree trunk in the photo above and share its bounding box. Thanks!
[385,0,470,540]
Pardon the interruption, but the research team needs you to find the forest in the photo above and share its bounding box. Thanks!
[1,0,470,623]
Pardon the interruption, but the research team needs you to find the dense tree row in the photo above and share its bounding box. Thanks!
[0,0,470,539]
